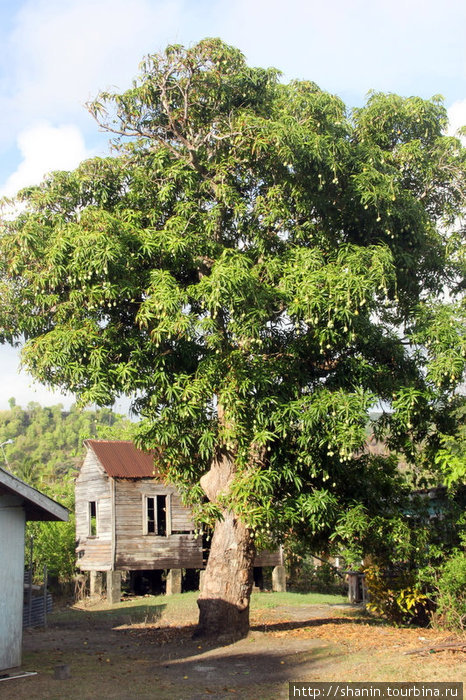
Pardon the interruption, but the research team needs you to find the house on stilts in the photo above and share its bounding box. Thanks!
[75,440,285,602]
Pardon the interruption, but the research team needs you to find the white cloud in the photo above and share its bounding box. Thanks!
[2,0,464,147]
[0,122,90,197]
[5,0,185,129]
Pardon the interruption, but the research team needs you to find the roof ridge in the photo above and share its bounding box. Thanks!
[87,439,134,443]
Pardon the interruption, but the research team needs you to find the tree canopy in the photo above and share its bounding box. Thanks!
[1,39,465,636]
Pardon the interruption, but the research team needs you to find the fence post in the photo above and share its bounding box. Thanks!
[27,536,33,627]
[43,565,48,628]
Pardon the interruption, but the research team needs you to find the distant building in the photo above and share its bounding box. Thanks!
[75,440,284,601]
[0,467,68,671]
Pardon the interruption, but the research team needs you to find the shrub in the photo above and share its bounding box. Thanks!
[288,557,345,594]
[434,552,466,631]
[365,565,430,626]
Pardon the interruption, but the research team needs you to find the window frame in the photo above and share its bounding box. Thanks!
[88,500,98,537]
[143,493,171,536]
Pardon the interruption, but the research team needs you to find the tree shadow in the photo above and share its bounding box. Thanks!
[23,603,356,697]
[147,644,344,695]
[250,613,385,634]
[110,615,345,695]
[49,602,167,630]
[111,611,380,662]
[49,598,377,643]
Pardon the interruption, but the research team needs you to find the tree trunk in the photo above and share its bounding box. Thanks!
[196,509,256,639]
[195,446,256,639]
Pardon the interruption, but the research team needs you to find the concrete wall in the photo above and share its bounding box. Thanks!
[0,495,25,671]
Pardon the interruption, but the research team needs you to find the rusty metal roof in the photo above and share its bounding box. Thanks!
[85,440,160,478]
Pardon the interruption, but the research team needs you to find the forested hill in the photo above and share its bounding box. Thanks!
[0,398,135,490]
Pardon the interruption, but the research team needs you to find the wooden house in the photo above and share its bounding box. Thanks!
[75,440,285,601]
[75,440,204,600]
[0,467,68,671]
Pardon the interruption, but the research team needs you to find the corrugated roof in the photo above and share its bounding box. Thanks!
[85,440,160,478]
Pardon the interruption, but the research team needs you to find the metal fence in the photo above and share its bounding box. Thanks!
[23,566,52,628]
[22,593,53,628]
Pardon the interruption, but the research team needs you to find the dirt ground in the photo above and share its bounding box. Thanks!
[1,594,464,700]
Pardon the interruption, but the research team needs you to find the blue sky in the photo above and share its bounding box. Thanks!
[0,0,465,411]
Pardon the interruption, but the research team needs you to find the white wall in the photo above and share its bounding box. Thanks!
[0,495,25,670]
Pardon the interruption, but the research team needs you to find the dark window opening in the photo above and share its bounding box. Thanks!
[89,501,97,536]
[147,497,156,534]
[145,495,168,535]
[156,495,166,536]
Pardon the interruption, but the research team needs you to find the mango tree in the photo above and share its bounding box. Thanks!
[1,39,464,638]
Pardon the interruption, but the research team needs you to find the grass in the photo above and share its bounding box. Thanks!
[250,590,348,608]
[73,589,347,610]
[74,589,197,616]
[67,590,348,623]
[44,590,350,634]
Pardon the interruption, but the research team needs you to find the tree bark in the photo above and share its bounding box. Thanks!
[195,446,256,639]
[196,509,256,640]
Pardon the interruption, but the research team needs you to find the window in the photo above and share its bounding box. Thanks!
[144,494,171,536]
[147,497,156,534]
[156,495,167,536]
[88,501,97,536]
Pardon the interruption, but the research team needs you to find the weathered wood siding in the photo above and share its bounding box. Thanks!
[254,548,283,567]
[115,479,202,571]
[75,449,112,571]
[114,479,203,570]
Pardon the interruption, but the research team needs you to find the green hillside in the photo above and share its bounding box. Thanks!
[0,399,135,582]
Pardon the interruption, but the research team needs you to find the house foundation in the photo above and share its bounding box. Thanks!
[272,564,286,592]
[89,571,103,597]
[166,568,182,595]
[107,571,121,605]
